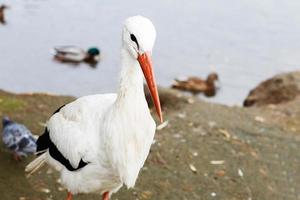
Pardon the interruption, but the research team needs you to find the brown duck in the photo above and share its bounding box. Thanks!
[172,73,219,97]
[0,5,8,24]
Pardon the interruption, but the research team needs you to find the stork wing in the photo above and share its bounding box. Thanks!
[44,94,117,170]
[47,105,91,169]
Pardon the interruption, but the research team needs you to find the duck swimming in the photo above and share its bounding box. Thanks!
[172,73,219,97]
[54,46,100,65]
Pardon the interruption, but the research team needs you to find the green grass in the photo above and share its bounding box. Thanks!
[0,97,26,112]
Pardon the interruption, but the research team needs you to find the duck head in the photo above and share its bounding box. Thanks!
[207,73,219,85]
[85,47,100,63]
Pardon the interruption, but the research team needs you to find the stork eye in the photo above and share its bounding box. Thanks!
[130,34,139,49]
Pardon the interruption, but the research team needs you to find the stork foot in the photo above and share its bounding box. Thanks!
[13,152,21,161]
[103,192,109,200]
[66,192,73,200]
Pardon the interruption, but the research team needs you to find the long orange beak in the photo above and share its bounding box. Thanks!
[137,52,163,123]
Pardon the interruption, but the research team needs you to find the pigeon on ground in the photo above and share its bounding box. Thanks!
[2,116,37,161]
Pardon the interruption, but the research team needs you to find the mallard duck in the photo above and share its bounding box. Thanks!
[54,46,100,65]
[172,73,219,97]
[2,116,37,161]
[0,4,8,24]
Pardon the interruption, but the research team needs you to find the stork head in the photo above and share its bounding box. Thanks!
[122,16,162,123]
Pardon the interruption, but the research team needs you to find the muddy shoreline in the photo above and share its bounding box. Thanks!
[0,72,300,200]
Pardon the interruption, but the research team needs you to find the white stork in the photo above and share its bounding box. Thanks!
[26,15,162,200]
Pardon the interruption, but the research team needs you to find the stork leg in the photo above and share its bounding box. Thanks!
[66,192,73,200]
[13,152,21,161]
[102,192,109,200]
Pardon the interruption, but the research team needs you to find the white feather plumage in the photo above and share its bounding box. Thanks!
[26,15,158,196]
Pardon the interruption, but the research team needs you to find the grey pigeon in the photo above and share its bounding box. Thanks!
[2,116,37,161]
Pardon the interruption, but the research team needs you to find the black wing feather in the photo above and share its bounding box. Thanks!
[36,104,89,171]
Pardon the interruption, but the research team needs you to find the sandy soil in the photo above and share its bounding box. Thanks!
[0,88,299,200]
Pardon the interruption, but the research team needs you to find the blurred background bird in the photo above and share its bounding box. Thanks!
[53,46,100,66]
[0,4,9,24]
[172,72,219,97]
[2,116,37,161]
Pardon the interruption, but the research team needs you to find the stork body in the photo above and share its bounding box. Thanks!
[26,16,162,200]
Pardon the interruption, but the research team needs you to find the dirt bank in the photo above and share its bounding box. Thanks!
[0,88,299,200]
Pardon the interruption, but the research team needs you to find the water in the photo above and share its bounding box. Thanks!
[1,0,300,105]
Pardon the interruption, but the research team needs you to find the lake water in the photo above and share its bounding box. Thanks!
[1,0,300,105]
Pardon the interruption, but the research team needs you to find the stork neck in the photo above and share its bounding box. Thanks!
[115,48,145,104]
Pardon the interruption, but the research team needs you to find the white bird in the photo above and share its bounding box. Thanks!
[26,16,162,200]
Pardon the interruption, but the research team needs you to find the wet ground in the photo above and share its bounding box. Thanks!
[1,0,300,105]
[0,88,299,200]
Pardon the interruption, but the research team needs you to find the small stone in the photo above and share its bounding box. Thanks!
[192,151,198,157]
[215,170,225,177]
[210,160,225,165]
[238,168,244,177]
[141,191,152,199]
[156,121,169,130]
[40,188,50,193]
[188,122,194,127]
[255,116,265,122]
[208,121,216,128]
[259,168,267,176]
[189,164,197,174]
[187,98,195,104]
[218,129,231,139]
[142,166,148,171]
[177,113,186,119]
[38,122,47,127]
[211,192,217,197]
[173,134,182,138]
[199,131,207,136]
